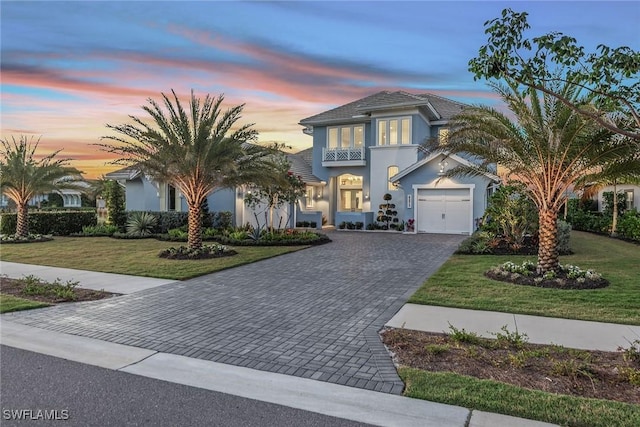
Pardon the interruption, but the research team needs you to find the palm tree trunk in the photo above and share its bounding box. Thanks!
[16,203,29,237]
[537,208,559,274]
[187,203,202,250]
[611,183,618,237]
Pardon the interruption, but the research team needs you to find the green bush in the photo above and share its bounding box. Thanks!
[566,209,610,233]
[167,227,188,238]
[217,230,331,246]
[75,224,119,236]
[617,210,640,242]
[126,211,158,237]
[482,184,538,245]
[126,210,232,234]
[104,180,126,228]
[0,211,97,235]
[557,220,572,254]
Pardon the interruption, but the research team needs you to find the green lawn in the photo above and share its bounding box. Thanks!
[400,368,640,427]
[0,294,50,313]
[410,231,640,325]
[0,237,305,280]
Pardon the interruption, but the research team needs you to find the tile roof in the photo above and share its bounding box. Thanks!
[287,148,322,184]
[104,164,142,180]
[299,90,467,125]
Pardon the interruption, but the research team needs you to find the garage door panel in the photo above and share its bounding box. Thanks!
[417,188,471,234]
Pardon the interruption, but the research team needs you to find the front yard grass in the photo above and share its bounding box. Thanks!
[0,294,50,313]
[399,368,639,427]
[0,237,305,280]
[409,231,640,325]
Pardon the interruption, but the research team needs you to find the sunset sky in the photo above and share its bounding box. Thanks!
[2,1,638,178]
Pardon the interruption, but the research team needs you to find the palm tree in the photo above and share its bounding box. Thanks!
[436,80,636,273]
[0,136,82,237]
[99,90,277,250]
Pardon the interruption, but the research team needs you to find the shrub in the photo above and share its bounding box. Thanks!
[0,211,96,235]
[126,210,232,234]
[481,184,538,245]
[216,229,331,246]
[104,180,126,228]
[21,275,79,301]
[126,212,158,236]
[0,233,53,243]
[167,227,188,239]
[456,231,495,254]
[158,243,237,260]
[617,210,640,242]
[76,224,119,236]
[557,220,572,254]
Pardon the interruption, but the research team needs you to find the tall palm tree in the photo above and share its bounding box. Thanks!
[100,90,277,249]
[436,80,636,273]
[0,136,82,237]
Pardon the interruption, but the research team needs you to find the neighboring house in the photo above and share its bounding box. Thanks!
[594,185,640,212]
[299,90,499,234]
[1,184,86,209]
[105,152,325,229]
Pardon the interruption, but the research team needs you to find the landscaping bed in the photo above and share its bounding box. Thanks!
[0,276,117,307]
[382,328,639,405]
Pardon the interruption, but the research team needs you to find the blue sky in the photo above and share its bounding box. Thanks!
[1,1,639,177]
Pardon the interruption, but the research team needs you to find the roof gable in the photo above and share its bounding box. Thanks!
[390,152,499,183]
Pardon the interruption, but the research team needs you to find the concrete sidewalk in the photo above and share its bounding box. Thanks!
[1,321,555,427]
[0,261,176,294]
[386,303,640,352]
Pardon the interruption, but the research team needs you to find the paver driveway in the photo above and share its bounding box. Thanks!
[4,231,465,394]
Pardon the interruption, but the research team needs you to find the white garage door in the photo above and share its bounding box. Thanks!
[417,188,471,234]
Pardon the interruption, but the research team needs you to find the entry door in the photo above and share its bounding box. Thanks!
[417,188,471,234]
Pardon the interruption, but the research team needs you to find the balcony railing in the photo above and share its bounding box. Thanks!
[322,147,365,165]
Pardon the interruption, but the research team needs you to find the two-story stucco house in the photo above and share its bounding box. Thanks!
[299,90,499,234]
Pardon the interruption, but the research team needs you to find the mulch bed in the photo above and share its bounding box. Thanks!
[381,328,640,405]
[0,277,118,304]
[484,269,610,290]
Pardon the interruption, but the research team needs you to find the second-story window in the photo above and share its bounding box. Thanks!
[327,125,364,149]
[378,117,411,145]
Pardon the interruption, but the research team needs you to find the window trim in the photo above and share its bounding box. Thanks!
[625,189,635,211]
[326,124,365,149]
[377,117,412,146]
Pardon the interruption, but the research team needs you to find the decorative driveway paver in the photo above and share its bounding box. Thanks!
[4,231,465,394]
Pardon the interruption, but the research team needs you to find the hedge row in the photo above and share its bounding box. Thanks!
[0,211,97,235]
[567,209,640,242]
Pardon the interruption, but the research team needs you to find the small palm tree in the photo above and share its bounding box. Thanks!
[99,90,277,249]
[435,80,636,273]
[0,136,82,237]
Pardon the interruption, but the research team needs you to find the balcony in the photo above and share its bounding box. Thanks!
[322,147,366,167]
